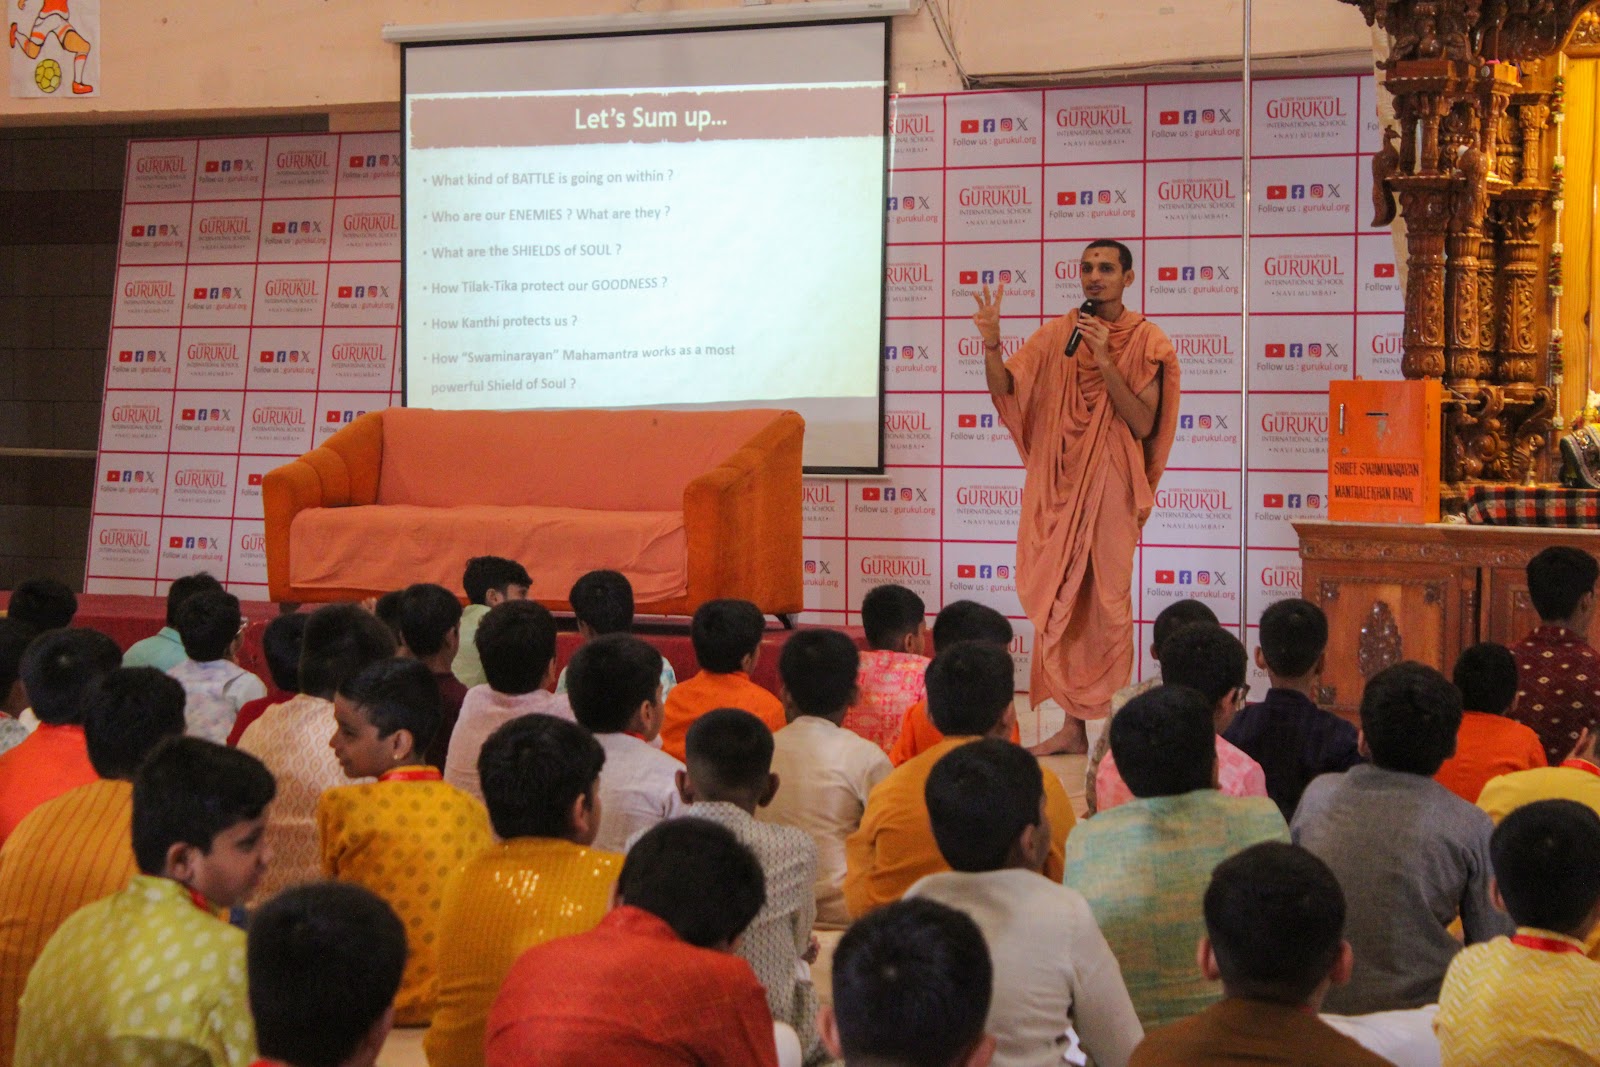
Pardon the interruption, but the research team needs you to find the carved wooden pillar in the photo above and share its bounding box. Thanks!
[1494,194,1544,399]
[1519,103,1550,184]
[1398,180,1453,379]
[1476,230,1498,354]
[1445,230,1485,387]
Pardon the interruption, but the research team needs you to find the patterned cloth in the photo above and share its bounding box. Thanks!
[486,905,780,1067]
[1129,996,1391,1067]
[591,732,687,854]
[237,694,371,904]
[0,779,137,1066]
[0,724,96,846]
[1222,688,1362,821]
[1463,485,1600,527]
[15,874,254,1067]
[120,626,187,671]
[843,650,928,753]
[660,671,786,762]
[1511,625,1600,765]
[1085,677,1158,815]
[1435,929,1600,1065]
[1434,710,1547,804]
[1096,735,1268,813]
[649,802,820,1063]
[758,716,892,927]
[0,717,26,759]
[424,837,622,1067]
[167,658,267,744]
[557,657,677,700]
[1063,789,1288,1032]
[443,686,574,803]
[318,769,495,1025]
[225,688,293,747]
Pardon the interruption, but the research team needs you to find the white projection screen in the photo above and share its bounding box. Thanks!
[402,20,890,471]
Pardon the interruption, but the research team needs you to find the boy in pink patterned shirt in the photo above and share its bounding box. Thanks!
[844,586,929,753]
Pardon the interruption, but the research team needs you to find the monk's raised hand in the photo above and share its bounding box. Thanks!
[971,282,1006,349]
[1077,312,1112,365]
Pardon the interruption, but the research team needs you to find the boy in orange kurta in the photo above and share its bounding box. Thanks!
[973,239,1180,755]
[660,598,784,761]
[888,600,1021,767]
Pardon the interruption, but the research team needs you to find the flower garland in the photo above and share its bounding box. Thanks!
[1550,67,1570,430]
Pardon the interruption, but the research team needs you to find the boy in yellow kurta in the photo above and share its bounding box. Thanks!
[319,659,494,1026]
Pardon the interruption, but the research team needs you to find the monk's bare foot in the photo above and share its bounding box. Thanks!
[1028,719,1088,756]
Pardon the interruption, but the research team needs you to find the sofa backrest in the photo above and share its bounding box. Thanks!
[376,407,786,511]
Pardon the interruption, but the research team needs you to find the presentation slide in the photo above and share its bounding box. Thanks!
[403,22,888,470]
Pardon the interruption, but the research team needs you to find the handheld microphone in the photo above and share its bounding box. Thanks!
[1064,299,1097,356]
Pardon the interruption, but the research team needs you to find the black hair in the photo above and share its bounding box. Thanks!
[1205,842,1346,1005]
[1527,546,1599,622]
[569,570,635,635]
[372,590,404,643]
[83,667,187,779]
[261,613,310,693]
[567,633,663,733]
[475,600,558,695]
[462,556,531,606]
[298,604,397,700]
[19,627,121,725]
[926,738,1043,873]
[1359,661,1462,776]
[1109,685,1217,798]
[397,583,462,659]
[689,599,767,674]
[831,898,993,1067]
[1257,599,1329,679]
[0,618,33,704]
[249,882,408,1067]
[337,658,442,753]
[685,707,774,797]
[1159,624,1247,706]
[1492,799,1600,935]
[478,713,606,841]
[930,600,1012,652]
[131,736,276,875]
[173,589,243,663]
[778,629,859,718]
[616,819,765,949]
[861,585,926,652]
[1084,238,1135,272]
[1452,643,1520,717]
[163,572,225,627]
[925,641,1015,736]
[1151,599,1219,658]
[7,579,76,632]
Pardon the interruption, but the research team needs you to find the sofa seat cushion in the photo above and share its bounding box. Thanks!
[288,504,688,602]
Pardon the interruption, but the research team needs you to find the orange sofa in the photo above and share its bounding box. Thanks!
[263,407,804,618]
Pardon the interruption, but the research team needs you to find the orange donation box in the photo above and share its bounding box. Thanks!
[1327,379,1441,524]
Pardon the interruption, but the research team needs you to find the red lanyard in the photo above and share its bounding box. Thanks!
[379,767,442,783]
[1561,759,1600,779]
[186,886,214,914]
[1511,933,1584,955]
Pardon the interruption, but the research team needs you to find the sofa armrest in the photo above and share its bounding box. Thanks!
[264,412,385,600]
[681,411,805,616]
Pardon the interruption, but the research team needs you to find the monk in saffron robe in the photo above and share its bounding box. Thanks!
[973,239,1180,754]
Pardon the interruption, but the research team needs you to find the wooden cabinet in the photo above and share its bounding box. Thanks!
[1296,521,1600,719]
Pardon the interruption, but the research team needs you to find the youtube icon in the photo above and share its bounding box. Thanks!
[959,271,978,285]
[1155,570,1176,584]
[1159,111,1180,125]
[1374,263,1395,278]
[1267,185,1287,200]
[1158,267,1178,281]
[960,120,980,133]
[958,414,978,428]
[957,565,976,578]
[1266,344,1286,358]
[1057,192,1076,205]
[1264,494,1285,507]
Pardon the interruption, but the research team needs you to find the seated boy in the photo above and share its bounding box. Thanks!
[1097,624,1267,812]
[487,818,784,1067]
[556,569,678,699]
[319,658,494,1025]
[822,898,995,1067]
[1434,642,1546,803]
[167,589,267,743]
[238,603,395,902]
[15,736,275,1067]
[395,583,469,768]
[909,738,1142,1067]
[1435,799,1600,1063]
[451,556,532,689]
[227,611,307,745]
[846,641,1075,917]
[661,708,821,1063]
[1292,661,1515,1014]
[248,882,408,1067]
[1129,842,1387,1067]
[887,601,1020,766]
[0,627,121,844]
[123,572,224,670]
[0,666,186,1064]
[444,600,572,802]
[845,584,928,752]
[661,598,784,760]
[760,629,892,927]
[426,713,621,1067]
[1064,686,1288,1031]
[1223,599,1360,820]
[0,620,33,756]
[566,633,686,852]
[4,579,76,633]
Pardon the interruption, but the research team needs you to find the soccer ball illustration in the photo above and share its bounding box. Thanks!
[34,58,61,93]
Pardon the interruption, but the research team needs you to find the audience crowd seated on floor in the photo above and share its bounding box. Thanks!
[1,551,1598,1067]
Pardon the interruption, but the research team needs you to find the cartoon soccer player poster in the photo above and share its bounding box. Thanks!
[10,0,97,97]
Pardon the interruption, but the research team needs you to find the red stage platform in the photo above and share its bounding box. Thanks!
[0,593,858,696]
